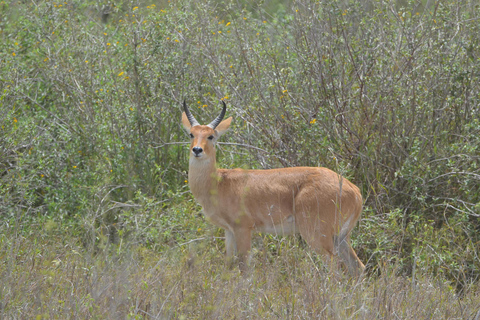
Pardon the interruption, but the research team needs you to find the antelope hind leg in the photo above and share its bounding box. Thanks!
[337,238,365,278]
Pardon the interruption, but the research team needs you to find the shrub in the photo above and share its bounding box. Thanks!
[1,0,479,288]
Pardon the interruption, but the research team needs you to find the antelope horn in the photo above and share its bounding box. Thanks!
[183,100,200,127]
[207,101,227,129]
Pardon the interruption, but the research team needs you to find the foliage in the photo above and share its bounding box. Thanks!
[1,0,480,315]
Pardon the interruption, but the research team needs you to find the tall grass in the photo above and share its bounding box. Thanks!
[1,227,479,318]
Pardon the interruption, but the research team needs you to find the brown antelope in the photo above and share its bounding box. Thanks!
[182,101,365,277]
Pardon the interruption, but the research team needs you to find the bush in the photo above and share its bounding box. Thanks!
[1,0,479,289]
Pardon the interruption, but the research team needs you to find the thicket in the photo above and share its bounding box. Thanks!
[1,0,480,314]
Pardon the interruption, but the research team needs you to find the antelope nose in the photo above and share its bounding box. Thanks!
[192,147,203,156]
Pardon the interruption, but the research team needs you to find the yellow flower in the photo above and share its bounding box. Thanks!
[73,166,77,168]
[118,72,124,76]
[226,22,231,26]
[310,118,317,124]
[12,52,16,56]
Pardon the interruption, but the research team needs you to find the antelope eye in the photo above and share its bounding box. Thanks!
[189,133,194,139]
[208,135,214,140]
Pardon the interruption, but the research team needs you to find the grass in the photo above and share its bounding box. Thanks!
[2,224,479,319]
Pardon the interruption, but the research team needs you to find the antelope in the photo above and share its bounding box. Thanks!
[181,101,365,277]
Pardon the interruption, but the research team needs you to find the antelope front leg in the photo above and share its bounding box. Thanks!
[225,229,236,267]
[232,227,252,273]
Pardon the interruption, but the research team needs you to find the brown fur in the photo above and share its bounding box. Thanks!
[182,111,365,277]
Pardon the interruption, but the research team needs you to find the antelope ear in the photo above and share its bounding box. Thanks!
[215,117,232,137]
[182,112,191,131]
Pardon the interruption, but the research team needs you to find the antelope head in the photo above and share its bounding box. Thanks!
[181,101,232,162]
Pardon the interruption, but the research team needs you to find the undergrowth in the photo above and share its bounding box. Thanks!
[1,224,479,319]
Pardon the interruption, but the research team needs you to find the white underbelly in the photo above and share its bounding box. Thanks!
[255,215,297,236]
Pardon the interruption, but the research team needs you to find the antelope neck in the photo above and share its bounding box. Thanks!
[188,154,219,206]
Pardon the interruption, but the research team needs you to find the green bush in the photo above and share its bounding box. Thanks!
[1,0,479,290]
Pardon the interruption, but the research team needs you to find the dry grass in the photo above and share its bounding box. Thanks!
[2,227,479,319]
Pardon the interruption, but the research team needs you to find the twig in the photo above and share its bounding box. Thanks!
[151,142,189,149]
[177,236,225,248]
[427,171,480,183]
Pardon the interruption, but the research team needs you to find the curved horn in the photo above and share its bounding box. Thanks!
[207,101,227,129]
[183,100,200,127]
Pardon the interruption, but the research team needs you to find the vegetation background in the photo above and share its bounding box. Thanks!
[1,0,479,318]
